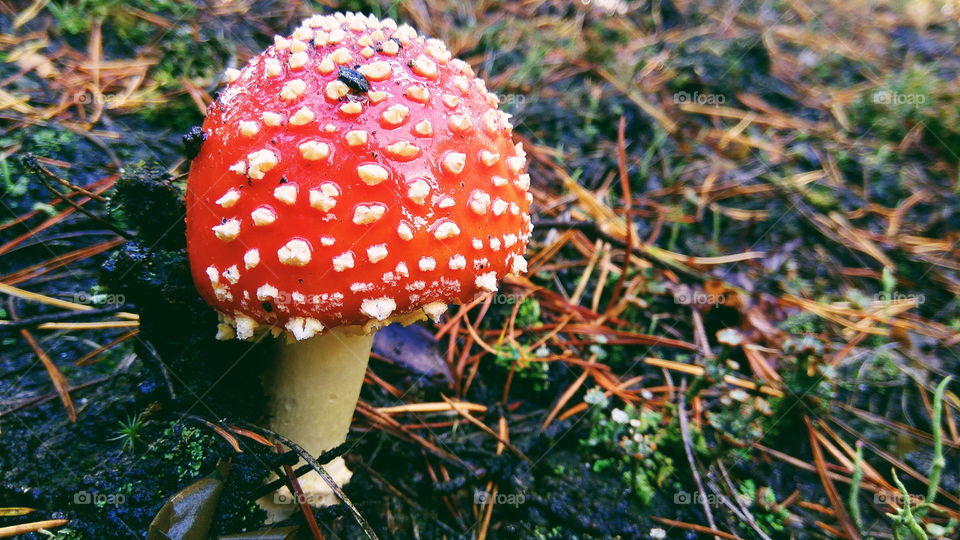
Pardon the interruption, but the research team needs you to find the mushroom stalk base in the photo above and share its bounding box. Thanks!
[257,327,373,521]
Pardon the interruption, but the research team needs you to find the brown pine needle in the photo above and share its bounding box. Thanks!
[19,328,76,422]
[805,417,860,539]
[0,519,69,537]
[649,516,744,540]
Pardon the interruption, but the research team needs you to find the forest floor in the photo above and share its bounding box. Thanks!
[1,0,959,538]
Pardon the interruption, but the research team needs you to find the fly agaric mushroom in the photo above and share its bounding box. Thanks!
[185,11,532,515]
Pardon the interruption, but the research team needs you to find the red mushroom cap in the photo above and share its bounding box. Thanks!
[186,12,532,340]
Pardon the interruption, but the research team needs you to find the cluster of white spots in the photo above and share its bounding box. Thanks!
[298,140,330,160]
[265,58,283,77]
[288,51,309,70]
[481,109,500,134]
[332,251,355,271]
[205,265,219,286]
[507,156,526,174]
[516,173,531,190]
[212,218,240,241]
[345,129,368,147]
[433,220,461,240]
[205,12,537,332]
[325,80,349,100]
[436,195,455,208]
[452,76,470,93]
[267,185,296,209]
[330,47,353,65]
[289,106,315,126]
[413,119,433,136]
[285,317,324,340]
[381,39,400,55]
[405,85,430,103]
[422,302,447,321]
[239,121,259,137]
[257,284,279,301]
[447,115,472,133]
[359,61,392,80]
[262,111,283,126]
[360,297,397,320]
[309,182,340,211]
[251,206,277,226]
[468,190,491,214]
[223,265,240,284]
[442,152,466,175]
[425,40,451,62]
[317,56,335,74]
[442,94,461,108]
[216,189,241,208]
[385,140,419,159]
[406,179,430,205]
[246,149,278,180]
[367,244,388,263]
[279,79,307,101]
[451,58,474,76]
[476,271,498,292]
[381,104,409,126]
[229,161,247,175]
[397,222,414,240]
[274,35,291,50]
[234,313,257,340]
[511,253,528,274]
[339,101,363,115]
[394,24,417,43]
[479,150,500,166]
[411,55,438,78]
[244,249,260,269]
[357,164,389,185]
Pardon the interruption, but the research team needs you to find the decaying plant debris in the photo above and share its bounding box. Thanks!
[1,0,958,538]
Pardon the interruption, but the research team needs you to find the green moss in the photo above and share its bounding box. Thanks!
[581,393,678,506]
[495,343,550,391]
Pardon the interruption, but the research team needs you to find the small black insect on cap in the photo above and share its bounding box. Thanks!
[338,67,369,93]
[182,126,206,159]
